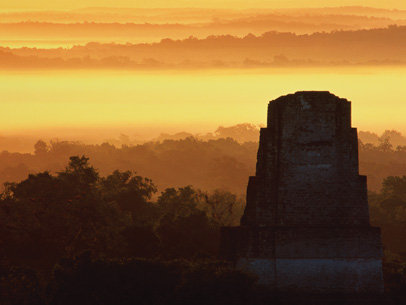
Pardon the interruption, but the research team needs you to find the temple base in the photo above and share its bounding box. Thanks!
[237,258,383,293]
[220,226,384,293]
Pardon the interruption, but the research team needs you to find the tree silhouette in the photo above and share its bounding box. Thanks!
[382,176,406,198]
[34,140,48,155]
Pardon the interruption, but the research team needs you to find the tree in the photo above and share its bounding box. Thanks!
[58,156,99,194]
[157,186,199,216]
[100,170,156,205]
[378,136,393,153]
[34,140,48,155]
[99,170,157,223]
[198,189,245,226]
[379,196,406,212]
[3,171,62,202]
[156,186,219,258]
[6,156,99,203]
[381,176,406,199]
[358,131,379,145]
[0,156,135,270]
[98,170,159,256]
[381,129,406,147]
[214,123,259,143]
[396,145,406,153]
[156,210,218,258]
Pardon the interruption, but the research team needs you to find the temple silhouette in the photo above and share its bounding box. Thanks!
[221,91,384,293]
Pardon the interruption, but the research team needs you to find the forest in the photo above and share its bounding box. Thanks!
[2,6,406,44]
[2,2,406,303]
[1,126,406,304]
[1,125,406,194]
[2,25,406,69]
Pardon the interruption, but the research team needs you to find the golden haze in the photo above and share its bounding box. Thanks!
[0,5,405,149]
[0,68,405,138]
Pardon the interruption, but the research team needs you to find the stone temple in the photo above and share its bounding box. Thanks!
[220,91,384,293]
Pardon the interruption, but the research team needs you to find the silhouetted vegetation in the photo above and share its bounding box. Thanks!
[3,25,406,69]
[1,253,264,305]
[359,130,406,191]
[356,131,406,296]
[0,155,251,304]
[2,127,406,195]
[2,130,406,303]
[1,6,406,52]
[3,3,406,302]
[0,135,258,194]
[368,175,406,297]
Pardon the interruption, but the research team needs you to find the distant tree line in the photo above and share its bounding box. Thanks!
[0,136,258,195]
[358,130,406,191]
[2,128,406,197]
[3,25,406,69]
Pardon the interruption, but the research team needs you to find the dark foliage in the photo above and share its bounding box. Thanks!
[0,266,45,305]
[2,145,406,303]
[0,155,248,304]
[47,253,182,305]
[0,136,257,194]
[45,253,259,305]
[176,262,257,305]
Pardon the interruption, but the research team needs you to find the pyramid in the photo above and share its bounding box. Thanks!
[220,91,384,293]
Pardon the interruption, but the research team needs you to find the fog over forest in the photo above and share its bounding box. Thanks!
[2,26,406,69]
[2,6,406,68]
[2,124,406,303]
[2,4,406,303]
[2,124,406,194]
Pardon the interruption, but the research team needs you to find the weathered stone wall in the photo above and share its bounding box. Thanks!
[242,91,369,227]
[221,91,384,293]
[221,227,382,260]
[236,258,383,293]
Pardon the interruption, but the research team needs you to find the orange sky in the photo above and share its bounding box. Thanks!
[0,0,405,10]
